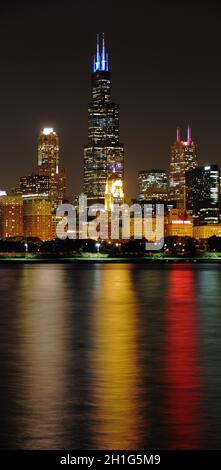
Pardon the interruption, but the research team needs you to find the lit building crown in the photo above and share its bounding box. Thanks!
[43,128,55,135]
[93,33,109,72]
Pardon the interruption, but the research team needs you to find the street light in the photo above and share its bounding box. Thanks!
[96,242,101,253]
[24,243,28,255]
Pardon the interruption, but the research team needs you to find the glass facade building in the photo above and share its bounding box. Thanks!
[185,164,220,224]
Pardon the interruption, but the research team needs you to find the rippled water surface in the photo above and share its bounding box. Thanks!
[0,263,221,449]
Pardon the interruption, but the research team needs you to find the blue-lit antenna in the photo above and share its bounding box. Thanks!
[93,34,101,71]
[101,33,106,71]
[93,34,109,72]
[106,52,109,71]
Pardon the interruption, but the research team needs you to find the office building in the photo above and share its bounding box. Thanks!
[15,174,50,196]
[84,34,124,204]
[186,165,220,224]
[0,195,23,239]
[169,126,198,207]
[138,169,168,201]
[193,224,221,240]
[164,209,193,237]
[23,195,53,241]
[38,128,66,208]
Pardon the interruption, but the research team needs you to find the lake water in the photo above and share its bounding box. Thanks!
[0,263,221,449]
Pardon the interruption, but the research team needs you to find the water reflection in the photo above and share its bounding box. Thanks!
[164,267,203,449]
[0,267,24,449]
[197,268,221,449]
[16,265,69,449]
[0,264,221,449]
[91,266,145,449]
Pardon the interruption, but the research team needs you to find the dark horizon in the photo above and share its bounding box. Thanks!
[0,0,221,198]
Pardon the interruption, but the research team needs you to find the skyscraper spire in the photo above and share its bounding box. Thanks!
[102,32,106,71]
[187,125,192,142]
[176,126,180,142]
[96,33,100,67]
[93,34,101,71]
[93,33,109,72]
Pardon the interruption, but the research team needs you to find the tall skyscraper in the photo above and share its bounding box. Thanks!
[138,169,168,201]
[169,126,198,207]
[83,34,124,204]
[38,128,66,208]
[186,165,220,224]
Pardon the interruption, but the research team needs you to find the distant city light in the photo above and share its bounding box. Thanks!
[204,166,211,170]
[172,220,191,224]
[0,190,7,196]
[22,193,49,198]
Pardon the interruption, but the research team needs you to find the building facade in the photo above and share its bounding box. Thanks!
[23,195,53,241]
[164,208,193,237]
[169,126,198,207]
[193,224,221,240]
[138,169,168,201]
[38,128,66,208]
[15,174,50,196]
[105,171,124,211]
[186,165,220,224]
[84,34,124,204]
[0,195,23,239]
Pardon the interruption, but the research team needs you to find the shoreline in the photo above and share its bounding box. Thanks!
[0,256,221,264]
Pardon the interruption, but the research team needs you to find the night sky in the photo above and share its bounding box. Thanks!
[0,0,221,198]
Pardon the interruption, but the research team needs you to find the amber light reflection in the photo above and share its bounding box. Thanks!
[16,266,68,449]
[91,266,146,449]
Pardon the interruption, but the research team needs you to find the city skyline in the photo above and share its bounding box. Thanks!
[1,1,221,198]
[0,120,209,204]
[0,100,218,205]
[1,1,221,462]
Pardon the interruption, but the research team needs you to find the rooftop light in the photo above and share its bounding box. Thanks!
[43,128,54,135]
